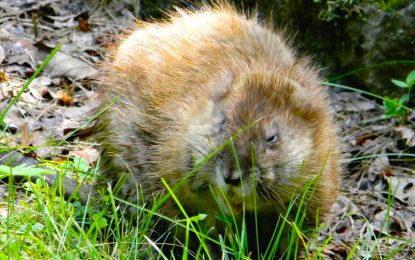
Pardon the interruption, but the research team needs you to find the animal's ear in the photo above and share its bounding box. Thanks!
[283,78,306,102]
[287,79,327,121]
[206,69,234,101]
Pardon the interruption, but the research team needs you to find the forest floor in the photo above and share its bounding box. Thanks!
[1,0,414,258]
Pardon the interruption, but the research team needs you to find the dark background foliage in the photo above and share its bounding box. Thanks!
[133,0,415,98]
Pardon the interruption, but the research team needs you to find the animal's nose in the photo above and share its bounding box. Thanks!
[224,171,241,186]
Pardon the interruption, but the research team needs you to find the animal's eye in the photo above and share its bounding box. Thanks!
[218,118,226,129]
[219,119,226,126]
[214,118,226,135]
[266,134,278,144]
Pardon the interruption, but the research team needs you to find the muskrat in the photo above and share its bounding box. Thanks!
[96,2,340,257]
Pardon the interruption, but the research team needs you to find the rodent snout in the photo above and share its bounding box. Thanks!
[224,170,241,186]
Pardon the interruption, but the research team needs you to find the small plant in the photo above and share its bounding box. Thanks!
[383,69,415,119]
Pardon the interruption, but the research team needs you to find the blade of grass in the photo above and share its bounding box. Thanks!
[346,240,360,260]
[143,235,169,260]
[219,234,230,260]
[106,186,121,247]
[0,164,54,179]
[346,153,415,162]
[328,60,415,82]
[229,137,248,258]
[251,142,260,259]
[161,178,212,259]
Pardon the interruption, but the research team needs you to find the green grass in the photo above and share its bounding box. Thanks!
[9,147,411,259]
[0,150,327,259]
[0,116,327,259]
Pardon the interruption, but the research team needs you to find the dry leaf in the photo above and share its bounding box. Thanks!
[0,45,5,64]
[402,211,415,239]
[5,38,44,69]
[31,131,52,158]
[69,146,99,166]
[395,126,415,147]
[322,242,351,259]
[0,70,7,82]
[78,18,90,32]
[0,77,24,100]
[43,51,97,80]
[387,176,415,206]
[344,99,376,112]
[373,209,405,235]
[29,85,50,100]
[368,155,390,176]
[56,89,74,106]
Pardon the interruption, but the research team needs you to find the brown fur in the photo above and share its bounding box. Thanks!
[96,2,340,255]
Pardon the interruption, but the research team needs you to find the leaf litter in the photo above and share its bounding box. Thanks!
[0,0,414,258]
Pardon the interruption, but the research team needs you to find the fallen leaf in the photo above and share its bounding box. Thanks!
[63,95,100,119]
[78,18,90,32]
[0,45,5,64]
[373,209,405,236]
[20,91,37,104]
[73,33,96,51]
[368,155,391,187]
[0,76,24,100]
[2,105,23,134]
[31,75,51,87]
[387,176,415,206]
[402,211,415,239]
[31,131,52,158]
[4,38,44,69]
[332,91,377,112]
[29,85,50,100]
[361,137,396,155]
[55,89,74,106]
[43,51,97,80]
[344,100,376,112]
[321,242,351,259]
[0,70,7,82]
[60,118,82,137]
[69,146,99,166]
[0,27,12,40]
[395,126,415,147]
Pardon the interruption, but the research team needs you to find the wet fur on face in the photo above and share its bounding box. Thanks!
[185,70,329,216]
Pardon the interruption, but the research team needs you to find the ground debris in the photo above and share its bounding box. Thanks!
[318,89,415,258]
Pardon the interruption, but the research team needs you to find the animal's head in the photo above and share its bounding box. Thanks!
[185,69,338,215]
